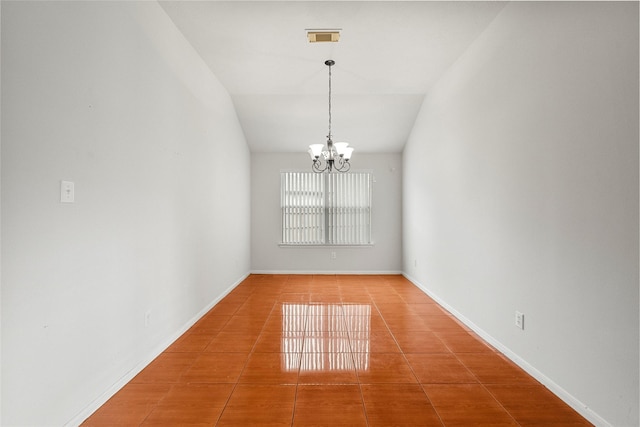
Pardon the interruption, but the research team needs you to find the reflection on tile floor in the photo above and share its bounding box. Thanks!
[283,303,370,371]
[83,274,592,426]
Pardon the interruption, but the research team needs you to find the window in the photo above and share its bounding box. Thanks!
[281,171,372,245]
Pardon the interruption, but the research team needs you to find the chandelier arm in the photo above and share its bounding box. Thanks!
[334,157,350,172]
[312,159,327,173]
[334,157,343,170]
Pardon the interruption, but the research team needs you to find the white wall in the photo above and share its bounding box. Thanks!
[1,2,250,425]
[403,2,638,426]
[251,152,402,273]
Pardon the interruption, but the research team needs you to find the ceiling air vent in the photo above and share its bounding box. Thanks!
[307,30,340,43]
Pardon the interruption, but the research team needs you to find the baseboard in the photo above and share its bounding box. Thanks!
[65,272,250,427]
[250,270,404,275]
[402,272,611,427]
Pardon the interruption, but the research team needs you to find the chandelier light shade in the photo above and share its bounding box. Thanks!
[308,59,353,173]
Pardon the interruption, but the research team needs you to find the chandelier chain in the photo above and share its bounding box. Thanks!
[328,62,332,140]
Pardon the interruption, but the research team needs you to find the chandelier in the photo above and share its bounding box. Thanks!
[308,60,354,173]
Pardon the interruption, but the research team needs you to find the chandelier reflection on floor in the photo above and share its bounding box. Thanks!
[308,60,354,173]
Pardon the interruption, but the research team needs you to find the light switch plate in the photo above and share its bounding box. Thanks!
[61,181,74,203]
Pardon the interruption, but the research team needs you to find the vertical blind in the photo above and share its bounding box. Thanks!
[281,172,325,245]
[281,171,372,245]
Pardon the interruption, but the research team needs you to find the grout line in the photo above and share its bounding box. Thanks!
[480,382,522,426]
[417,383,447,427]
[290,304,306,427]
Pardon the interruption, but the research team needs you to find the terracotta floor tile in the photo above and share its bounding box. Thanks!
[368,285,397,294]
[392,330,451,353]
[239,352,300,384]
[166,331,216,353]
[367,314,392,332]
[218,294,250,305]
[190,315,231,334]
[130,353,199,384]
[299,352,358,384]
[368,285,401,294]
[486,384,592,425]
[303,332,351,353]
[309,281,338,290]
[338,283,371,302]
[405,303,446,315]
[456,352,539,385]
[370,294,406,305]
[181,353,248,383]
[248,291,281,299]
[349,330,401,353]
[345,297,377,306]
[141,383,233,426]
[254,331,305,353]
[82,384,170,426]
[311,274,338,283]
[344,319,376,337]
[382,314,431,332]
[399,294,438,305]
[306,302,346,315]
[103,383,172,405]
[206,303,241,316]
[436,331,495,353]
[305,316,347,333]
[340,294,373,304]
[405,353,478,384]
[276,301,310,315]
[293,385,367,426]
[203,331,259,353]
[283,277,306,285]
[420,314,466,331]
[217,384,296,426]
[337,274,372,284]
[220,315,266,334]
[310,293,342,304]
[83,404,158,426]
[277,292,310,303]
[217,290,246,300]
[264,314,306,334]
[375,302,417,316]
[341,303,373,316]
[361,384,443,426]
[423,384,518,426]
[355,352,417,383]
[241,293,278,303]
[234,301,275,317]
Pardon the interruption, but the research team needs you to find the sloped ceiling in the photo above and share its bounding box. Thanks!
[159,1,507,153]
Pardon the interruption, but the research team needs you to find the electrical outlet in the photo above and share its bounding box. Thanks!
[331,251,336,260]
[515,311,524,330]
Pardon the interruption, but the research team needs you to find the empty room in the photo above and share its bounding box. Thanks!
[1,1,638,426]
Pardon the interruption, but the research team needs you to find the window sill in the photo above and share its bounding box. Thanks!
[279,243,375,248]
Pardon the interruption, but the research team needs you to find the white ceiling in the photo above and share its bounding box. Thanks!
[159,1,507,153]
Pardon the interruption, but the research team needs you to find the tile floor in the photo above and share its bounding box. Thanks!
[82,274,592,426]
